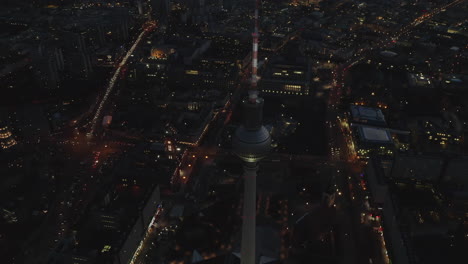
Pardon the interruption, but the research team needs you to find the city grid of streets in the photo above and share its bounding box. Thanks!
[1,0,468,263]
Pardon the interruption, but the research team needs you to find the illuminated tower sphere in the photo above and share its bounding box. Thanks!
[232,96,271,264]
[0,122,17,150]
[233,98,271,163]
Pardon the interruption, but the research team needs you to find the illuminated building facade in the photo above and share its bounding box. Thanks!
[176,58,237,91]
[138,46,175,87]
[165,139,180,160]
[260,62,312,96]
[347,105,396,159]
[420,120,461,147]
[0,123,17,150]
[150,47,174,59]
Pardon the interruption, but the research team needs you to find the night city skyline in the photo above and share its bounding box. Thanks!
[0,1,467,264]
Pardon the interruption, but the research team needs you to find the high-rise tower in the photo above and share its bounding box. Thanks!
[232,1,270,263]
[137,0,144,15]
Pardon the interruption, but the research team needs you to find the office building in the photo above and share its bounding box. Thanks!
[260,59,312,96]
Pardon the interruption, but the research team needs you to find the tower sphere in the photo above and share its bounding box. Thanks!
[233,125,271,163]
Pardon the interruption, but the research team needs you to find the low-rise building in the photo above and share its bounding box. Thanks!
[350,105,387,127]
[351,124,394,159]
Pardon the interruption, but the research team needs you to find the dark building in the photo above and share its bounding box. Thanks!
[390,154,444,182]
[151,0,170,23]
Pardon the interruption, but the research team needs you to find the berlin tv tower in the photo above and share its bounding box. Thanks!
[232,0,271,263]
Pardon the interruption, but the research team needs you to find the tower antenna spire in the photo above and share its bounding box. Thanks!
[249,0,260,103]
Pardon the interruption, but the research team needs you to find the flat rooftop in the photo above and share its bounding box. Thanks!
[350,105,386,125]
[358,126,392,143]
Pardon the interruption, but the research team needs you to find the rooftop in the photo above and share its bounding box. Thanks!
[357,126,392,143]
[350,105,386,126]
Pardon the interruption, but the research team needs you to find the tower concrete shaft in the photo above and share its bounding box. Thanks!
[240,162,258,264]
[233,100,270,264]
[137,0,143,15]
